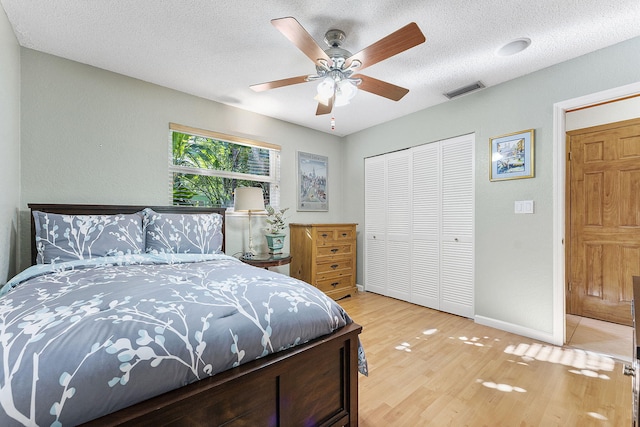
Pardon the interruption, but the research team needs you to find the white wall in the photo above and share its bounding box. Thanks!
[343,36,640,341]
[19,49,344,272]
[0,6,20,285]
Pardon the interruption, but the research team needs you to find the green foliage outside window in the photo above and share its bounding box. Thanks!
[171,131,274,207]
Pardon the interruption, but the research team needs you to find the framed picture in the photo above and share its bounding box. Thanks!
[297,151,328,211]
[490,129,535,181]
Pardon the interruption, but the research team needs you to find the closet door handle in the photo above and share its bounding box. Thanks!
[454,238,459,242]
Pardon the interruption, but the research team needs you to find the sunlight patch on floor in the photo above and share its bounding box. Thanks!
[395,342,412,352]
[476,378,527,393]
[393,328,438,352]
[451,335,500,347]
[587,412,608,420]
[504,342,616,373]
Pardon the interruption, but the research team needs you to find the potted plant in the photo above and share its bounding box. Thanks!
[264,205,289,254]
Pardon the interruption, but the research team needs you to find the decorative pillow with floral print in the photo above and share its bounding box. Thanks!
[143,208,223,254]
[33,211,145,264]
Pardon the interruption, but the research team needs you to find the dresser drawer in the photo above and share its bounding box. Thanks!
[315,275,353,293]
[316,244,353,259]
[315,228,356,245]
[333,227,356,241]
[316,259,353,277]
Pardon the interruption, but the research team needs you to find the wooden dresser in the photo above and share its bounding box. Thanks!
[289,223,357,300]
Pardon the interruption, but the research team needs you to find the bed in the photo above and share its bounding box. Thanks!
[0,203,366,426]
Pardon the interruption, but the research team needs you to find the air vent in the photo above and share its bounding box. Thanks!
[444,81,485,99]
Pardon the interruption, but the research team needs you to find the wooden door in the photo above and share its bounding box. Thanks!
[567,118,640,326]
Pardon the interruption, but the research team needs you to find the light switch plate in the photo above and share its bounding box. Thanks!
[514,201,523,213]
[515,200,534,214]
[523,200,534,213]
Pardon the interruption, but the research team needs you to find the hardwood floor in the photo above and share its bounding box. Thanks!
[339,292,632,427]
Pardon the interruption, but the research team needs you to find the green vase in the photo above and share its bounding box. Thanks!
[265,234,286,254]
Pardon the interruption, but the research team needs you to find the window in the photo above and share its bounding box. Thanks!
[169,123,280,208]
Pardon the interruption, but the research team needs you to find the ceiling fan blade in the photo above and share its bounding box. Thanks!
[316,95,334,115]
[346,22,425,72]
[357,75,409,101]
[250,75,310,92]
[271,17,332,67]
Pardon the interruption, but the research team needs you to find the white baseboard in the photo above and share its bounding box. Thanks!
[475,315,560,346]
[356,284,364,293]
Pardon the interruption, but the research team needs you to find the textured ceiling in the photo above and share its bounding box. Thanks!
[2,0,640,136]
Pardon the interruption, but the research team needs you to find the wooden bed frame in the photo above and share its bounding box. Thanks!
[28,204,362,426]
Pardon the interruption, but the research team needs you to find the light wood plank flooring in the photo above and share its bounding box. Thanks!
[339,292,632,427]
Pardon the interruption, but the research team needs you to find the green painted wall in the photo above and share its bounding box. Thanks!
[0,6,20,285]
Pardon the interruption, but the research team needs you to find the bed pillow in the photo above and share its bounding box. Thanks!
[143,208,223,254]
[33,211,145,264]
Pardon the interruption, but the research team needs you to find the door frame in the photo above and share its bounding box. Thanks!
[552,81,640,345]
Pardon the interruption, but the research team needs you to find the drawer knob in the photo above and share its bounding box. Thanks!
[341,233,347,237]
[331,282,339,287]
[331,248,339,253]
[322,233,329,237]
[331,264,338,269]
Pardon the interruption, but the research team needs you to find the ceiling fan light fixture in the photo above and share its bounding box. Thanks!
[317,76,335,98]
[336,79,358,102]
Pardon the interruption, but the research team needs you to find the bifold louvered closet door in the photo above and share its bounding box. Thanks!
[364,133,474,318]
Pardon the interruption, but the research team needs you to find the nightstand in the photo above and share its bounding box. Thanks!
[240,253,292,269]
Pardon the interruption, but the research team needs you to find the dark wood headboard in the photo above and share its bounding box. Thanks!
[28,204,227,265]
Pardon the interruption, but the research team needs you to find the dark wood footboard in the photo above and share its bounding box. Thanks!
[81,322,362,426]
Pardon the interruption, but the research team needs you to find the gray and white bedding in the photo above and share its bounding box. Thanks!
[0,210,367,426]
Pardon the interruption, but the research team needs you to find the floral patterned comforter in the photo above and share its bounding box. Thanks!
[0,254,366,426]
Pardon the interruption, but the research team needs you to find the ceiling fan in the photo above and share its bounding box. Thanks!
[250,17,426,116]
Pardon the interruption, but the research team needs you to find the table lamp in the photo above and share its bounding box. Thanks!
[234,187,265,257]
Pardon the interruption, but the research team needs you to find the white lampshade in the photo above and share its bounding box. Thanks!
[335,79,357,107]
[337,79,357,100]
[234,187,264,212]
[317,76,336,99]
